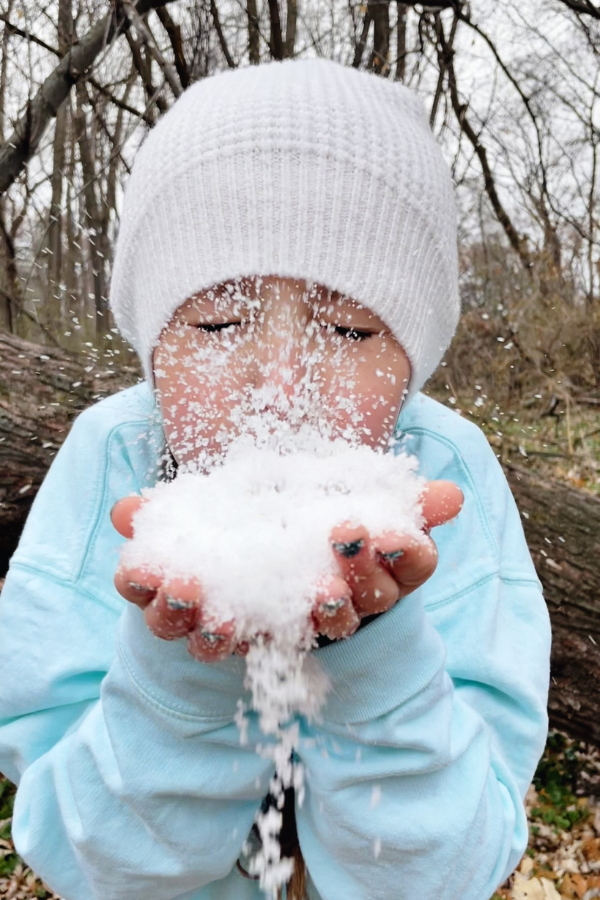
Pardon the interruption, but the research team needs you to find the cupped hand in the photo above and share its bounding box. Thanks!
[311,480,464,641]
[111,497,237,664]
[111,480,463,662]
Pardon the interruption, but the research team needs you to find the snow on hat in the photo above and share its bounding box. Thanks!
[109,57,460,400]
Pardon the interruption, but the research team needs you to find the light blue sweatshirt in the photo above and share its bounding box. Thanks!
[0,383,551,900]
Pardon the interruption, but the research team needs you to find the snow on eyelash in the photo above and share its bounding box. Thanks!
[194,321,243,332]
[330,325,373,341]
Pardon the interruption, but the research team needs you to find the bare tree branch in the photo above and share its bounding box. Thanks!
[436,14,533,269]
[0,0,178,197]
[455,7,551,212]
[155,6,189,88]
[555,0,600,19]
[0,13,59,56]
[126,28,167,119]
[430,12,457,127]
[210,0,236,68]
[89,77,151,124]
[352,5,372,68]
[0,0,16,146]
[122,0,182,97]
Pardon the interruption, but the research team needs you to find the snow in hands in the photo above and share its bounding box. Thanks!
[123,433,425,645]
[121,430,426,894]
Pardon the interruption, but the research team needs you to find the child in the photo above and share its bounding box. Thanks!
[0,58,551,900]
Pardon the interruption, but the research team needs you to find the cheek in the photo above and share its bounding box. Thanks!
[353,376,403,436]
[320,346,407,443]
[154,337,248,458]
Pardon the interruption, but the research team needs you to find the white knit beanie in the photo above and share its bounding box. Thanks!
[110,57,460,400]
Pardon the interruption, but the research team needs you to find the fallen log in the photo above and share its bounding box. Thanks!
[506,464,600,747]
[0,332,140,571]
[1,332,599,744]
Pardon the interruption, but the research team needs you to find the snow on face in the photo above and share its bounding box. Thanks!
[151,275,411,469]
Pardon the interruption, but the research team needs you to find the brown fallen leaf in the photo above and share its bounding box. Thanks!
[581,837,600,862]
[560,871,588,898]
[511,873,562,899]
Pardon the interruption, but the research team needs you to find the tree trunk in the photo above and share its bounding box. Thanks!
[505,463,600,746]
[284,0,297,58]
[0,334,599,746]
[73,82,109,337]
[396,2,407,82]
[268,0,283,60]
[45,0,73,326]
[0,0,15,332]
[247,0,260,64]
[368,0,390,75]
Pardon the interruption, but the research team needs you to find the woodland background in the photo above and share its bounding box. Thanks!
[1,1,600,897]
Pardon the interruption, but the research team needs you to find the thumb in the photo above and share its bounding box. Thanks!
[110,495,145,540]
[420,481,464,530]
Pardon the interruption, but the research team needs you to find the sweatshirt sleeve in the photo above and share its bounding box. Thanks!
[0,394,274,900]
[294,419,551,900]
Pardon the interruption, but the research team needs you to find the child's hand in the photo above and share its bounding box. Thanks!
[111,497,237,664]
[111,480,462,662]
[312,481,464,641]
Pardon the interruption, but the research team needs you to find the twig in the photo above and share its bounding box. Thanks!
[0,0,178,196]
[155,5,189,87]
[0,13,59,55]
[211,0,236,68]
[89,77,151,123]
[436,15,533,270]
[121,0,183,97]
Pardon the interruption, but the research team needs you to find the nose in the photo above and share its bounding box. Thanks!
[258,329,308,399]
[246,310,310,402]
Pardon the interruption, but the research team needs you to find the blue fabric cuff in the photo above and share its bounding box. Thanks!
[116,603,250,719]
[315,591,446,724]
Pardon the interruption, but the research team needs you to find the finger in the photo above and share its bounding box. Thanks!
[187,616,237,663]
[331,524,400,617]
[311,577,359,640]
[114,564,162,607]
[420,481,464,530]
[144,576,201,640]
[383,533,439,597]
[110,496,146,539]
[349,564,401,616]
[330,524,376,584]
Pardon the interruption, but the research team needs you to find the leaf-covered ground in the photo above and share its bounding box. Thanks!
[0,731,598,899]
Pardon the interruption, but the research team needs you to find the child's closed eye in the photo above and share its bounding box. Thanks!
[331,325,373,341]
[194,321,243,332]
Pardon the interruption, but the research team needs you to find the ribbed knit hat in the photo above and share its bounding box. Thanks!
[110,57,460,400]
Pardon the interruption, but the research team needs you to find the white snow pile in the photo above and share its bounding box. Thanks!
[123,432,425,643]
[122,429,426,896]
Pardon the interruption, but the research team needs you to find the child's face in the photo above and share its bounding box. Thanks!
[153,276,411,467]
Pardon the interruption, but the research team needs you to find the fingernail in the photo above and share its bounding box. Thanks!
[380,549,404,562]
[129,581,152,592]
[165,595,195,610]
[319,598,346,617]
[332,539,364,558]
[199,630,227,643]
